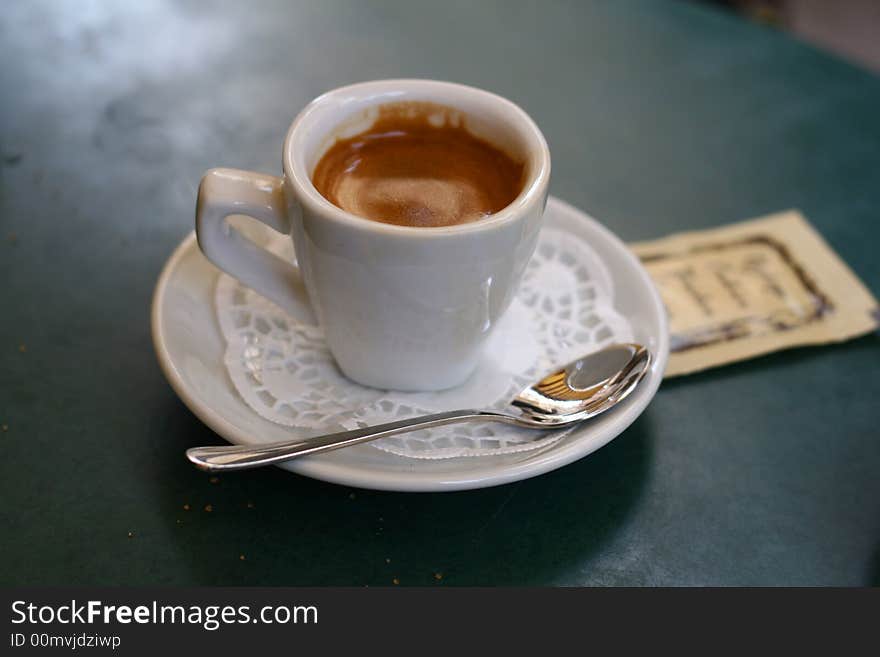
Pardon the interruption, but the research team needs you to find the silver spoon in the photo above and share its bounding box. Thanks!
[186,343,651,472]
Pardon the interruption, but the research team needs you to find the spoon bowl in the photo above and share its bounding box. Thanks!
[512,343,650,424]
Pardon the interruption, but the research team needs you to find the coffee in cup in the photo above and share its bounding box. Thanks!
[311,102,525,228]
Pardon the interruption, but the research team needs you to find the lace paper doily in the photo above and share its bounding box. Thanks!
[215,227,634,459]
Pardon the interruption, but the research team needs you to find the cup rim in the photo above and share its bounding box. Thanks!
[283,79,551,237]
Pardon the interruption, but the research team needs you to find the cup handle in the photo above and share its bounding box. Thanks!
[196,168,316,325]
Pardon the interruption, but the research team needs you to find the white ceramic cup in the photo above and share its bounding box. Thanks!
[196,79,550,391]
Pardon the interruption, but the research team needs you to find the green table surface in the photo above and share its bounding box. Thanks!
[2,0,879,586]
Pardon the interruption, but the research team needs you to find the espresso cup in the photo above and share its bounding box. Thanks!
[196,79,550,391]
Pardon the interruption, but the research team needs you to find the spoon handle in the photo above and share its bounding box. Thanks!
[186,409,517,472]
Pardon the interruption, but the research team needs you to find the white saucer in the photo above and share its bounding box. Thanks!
[151,197,669,491]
